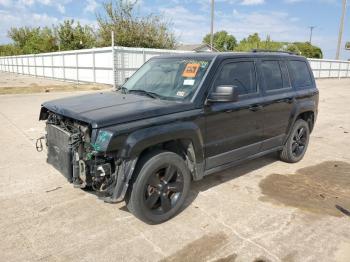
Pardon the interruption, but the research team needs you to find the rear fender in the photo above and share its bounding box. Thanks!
[285,99,316,141]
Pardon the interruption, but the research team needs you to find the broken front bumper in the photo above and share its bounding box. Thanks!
[44,124,137,203]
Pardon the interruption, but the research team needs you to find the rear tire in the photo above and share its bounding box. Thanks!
[280,119,310,163]
[126,150,191,224]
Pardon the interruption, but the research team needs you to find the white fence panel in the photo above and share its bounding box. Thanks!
[65,68,76,81]
[96,69,113,85]
[308,58,350,79]
[95,51,112,68]
[1,47,349,87]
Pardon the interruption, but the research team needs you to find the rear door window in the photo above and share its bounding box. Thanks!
[213,61,257,96]
[288,60,312,88]
[280,61,292,89]
[261,60,283,91]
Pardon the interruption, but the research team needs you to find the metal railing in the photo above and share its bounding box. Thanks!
[0,47,349,86]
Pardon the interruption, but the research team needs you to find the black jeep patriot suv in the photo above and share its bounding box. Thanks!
[39,51,318,223]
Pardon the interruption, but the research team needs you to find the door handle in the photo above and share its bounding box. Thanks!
[249,105,263,112]
[276,97,293,103]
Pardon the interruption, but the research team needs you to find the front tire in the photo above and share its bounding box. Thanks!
[280,119,310,163]
[126,150,191,224]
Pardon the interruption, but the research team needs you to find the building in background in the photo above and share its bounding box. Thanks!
[176,44,218,52]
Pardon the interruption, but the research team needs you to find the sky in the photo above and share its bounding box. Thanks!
[0,0,349,60]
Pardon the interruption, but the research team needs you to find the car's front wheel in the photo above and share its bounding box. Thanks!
[126,150,191,224]
[280,119,310,163]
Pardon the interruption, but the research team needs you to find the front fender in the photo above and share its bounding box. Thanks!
[120,121,205,163]
[104,121,204,203]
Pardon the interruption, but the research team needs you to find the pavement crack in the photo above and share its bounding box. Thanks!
[196,204,281,262]
[250,212,296,241]
[139,231,166,257]
[219,219,281,262]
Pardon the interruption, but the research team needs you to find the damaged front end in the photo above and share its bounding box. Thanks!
[39,109,136,203]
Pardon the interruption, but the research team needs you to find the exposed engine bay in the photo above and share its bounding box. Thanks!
[43,111,119,198]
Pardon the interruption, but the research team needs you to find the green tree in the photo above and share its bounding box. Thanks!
[290,42,323,58]
[97,0,176,48]
[285,43,301,55]
[234,33,264,51]
[246,33,261,45]
[8,26,57,54]
[56,20,96,51]
[259,35,284,50]
[233,33,323,58]
[0,44,21,56]
[203,31,237,51]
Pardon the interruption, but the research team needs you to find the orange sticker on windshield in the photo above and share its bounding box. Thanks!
[182,63,200,78]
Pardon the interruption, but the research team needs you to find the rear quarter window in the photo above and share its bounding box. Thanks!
[288,60,313,89]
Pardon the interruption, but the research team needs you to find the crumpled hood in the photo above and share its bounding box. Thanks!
[41,91,194,128]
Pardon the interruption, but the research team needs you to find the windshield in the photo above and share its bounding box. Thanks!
[122,57,212,101]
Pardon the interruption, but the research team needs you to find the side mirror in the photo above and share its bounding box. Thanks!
[207,85,239,103]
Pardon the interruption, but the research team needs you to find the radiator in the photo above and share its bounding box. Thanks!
[46,124,73,182]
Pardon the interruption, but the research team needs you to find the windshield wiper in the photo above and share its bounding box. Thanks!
[127,89,161,99]
[119,86,128,94]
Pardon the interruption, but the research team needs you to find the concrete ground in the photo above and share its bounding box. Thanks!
[0,75,350,262]
[0,72,110,94]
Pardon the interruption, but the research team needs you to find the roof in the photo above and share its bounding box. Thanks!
[175,43,219,52]
[154,51,303,60]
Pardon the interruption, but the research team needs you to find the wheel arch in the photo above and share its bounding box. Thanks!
[296,111,315,132]
[120,122,205,181]
[287,100,317,135]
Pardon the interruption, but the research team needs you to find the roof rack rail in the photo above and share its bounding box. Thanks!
[251,49,298,55]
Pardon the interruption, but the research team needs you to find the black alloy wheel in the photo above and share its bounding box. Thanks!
[280,119,310,163]
[126,150,191,224]
[144,164,184,214]
[291,126,307,157]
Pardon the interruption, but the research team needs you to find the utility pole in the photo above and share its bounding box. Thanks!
[336,0,347,60]
[308,26,315,44]
[210,0,214,51]
[111,31,116,90]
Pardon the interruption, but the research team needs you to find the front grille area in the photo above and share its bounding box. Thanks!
[46,124,73,182]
